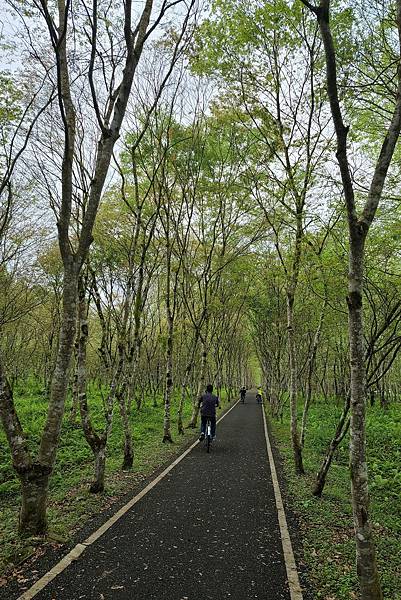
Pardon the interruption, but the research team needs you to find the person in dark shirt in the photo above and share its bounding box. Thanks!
[240,386,246,403]
[198,384,220,441]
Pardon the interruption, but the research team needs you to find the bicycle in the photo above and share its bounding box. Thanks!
[205,418,213,453]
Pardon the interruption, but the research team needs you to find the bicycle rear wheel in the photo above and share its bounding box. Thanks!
[206,421,211,453]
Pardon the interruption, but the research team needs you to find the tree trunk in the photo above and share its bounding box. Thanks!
[19,266,79,535]
[0,358,50,536]
[287,293,304,475]
[90,445,107,493]
[18,468,50,536]
[313,396,350,497]
[348,240,382,600]
[178,365,191,434]
[301,301,326,447]
[70,340,80,425]
[163,315,174,443]
[188,343,207,428]
[118,393,134,469]
[178,338,198,434]
[76,275,115,490]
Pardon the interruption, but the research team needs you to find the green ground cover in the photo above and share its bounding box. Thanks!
[270,400,401,600]
[0,382,232,579]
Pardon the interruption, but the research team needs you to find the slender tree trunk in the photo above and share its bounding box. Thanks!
[313,396,350,497]
[118,390,134,469]
[163,313,174,443]
[301,302,326,447]
[76,275,114,492]
[177,365,191,434]
[188,342,207,428]
[30,0,81,522]
[70,341,79,425]
[117,270,135,462]
[178,337,199,433]
[287,293,304,475]
[347,240,382,599]
[113,253,137,469]
[90,444,107,493]
[300,353,314,448]
[127,260,146,415]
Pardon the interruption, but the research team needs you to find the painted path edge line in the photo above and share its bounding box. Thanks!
[262,406,304,600]
[17,400,239,600]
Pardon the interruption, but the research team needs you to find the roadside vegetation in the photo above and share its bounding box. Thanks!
[0,384,231,578]
[270,401,401,600]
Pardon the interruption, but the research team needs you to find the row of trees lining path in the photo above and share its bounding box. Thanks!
[16,398,294,600]
[1,2,401,599]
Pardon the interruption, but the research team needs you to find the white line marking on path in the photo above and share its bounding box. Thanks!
[262,405,304,600]
[17,400,239,600]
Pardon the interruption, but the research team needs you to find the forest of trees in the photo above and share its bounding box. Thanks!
[1,2,401,599]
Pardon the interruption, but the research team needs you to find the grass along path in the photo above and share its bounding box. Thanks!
[0,383,233,582]
[269,399,401,600]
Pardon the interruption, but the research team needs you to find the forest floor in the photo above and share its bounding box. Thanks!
[271,399,401,600]
[0,392,300,600]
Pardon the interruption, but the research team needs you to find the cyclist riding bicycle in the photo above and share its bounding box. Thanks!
[240,386,246,403]
[198,384,220,441]
[256,386,263,404]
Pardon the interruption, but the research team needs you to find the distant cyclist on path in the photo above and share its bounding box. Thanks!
[240,386,246,403]
[198,384,220,441]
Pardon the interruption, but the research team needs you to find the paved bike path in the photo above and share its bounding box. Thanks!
[29,395,292,599]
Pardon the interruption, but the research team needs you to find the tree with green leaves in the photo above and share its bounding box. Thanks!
[301,1,401,597]
[192,0,336,474]
[0,0,196,535]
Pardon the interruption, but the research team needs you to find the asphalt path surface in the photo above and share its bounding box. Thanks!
[32,393,292,600]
